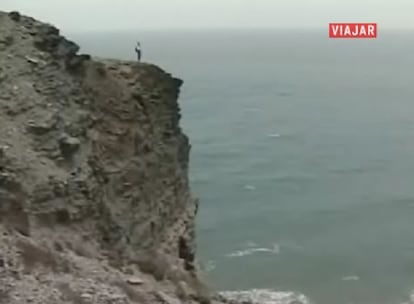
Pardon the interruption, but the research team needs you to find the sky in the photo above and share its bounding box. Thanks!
[1,0,414,32]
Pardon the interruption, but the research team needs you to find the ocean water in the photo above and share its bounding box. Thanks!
[71,29,414,304]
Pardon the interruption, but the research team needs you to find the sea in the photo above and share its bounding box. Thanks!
[71,29,414,304]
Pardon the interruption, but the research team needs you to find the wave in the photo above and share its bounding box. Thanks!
[244,184,256,191]
[218,287,414,304]
[267,133,281,138]
[226,243,280,258]
[219,289,310,304]
[205,260,216,272]
[401,291,414,304]
[341,275,360,281]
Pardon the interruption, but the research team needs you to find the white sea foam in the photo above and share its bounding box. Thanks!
[268,133,281,138]
[219,288,414,304]
[244,184,256,191]
[341,275,360,281]
[205,260,216,272]
[226,243,280,258]
[219,289,310,304]
[401,291,414,304]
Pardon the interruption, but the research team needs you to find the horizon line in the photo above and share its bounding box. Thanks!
[66,26,414,34]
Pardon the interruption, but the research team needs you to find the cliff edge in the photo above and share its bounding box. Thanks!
[0,10,229,304]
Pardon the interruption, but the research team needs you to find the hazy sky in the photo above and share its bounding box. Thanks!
[2,0,413,31]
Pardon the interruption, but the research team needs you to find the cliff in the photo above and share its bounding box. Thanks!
[0,10,231,304]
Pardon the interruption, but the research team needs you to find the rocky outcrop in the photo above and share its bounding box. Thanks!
[0,10,216,304]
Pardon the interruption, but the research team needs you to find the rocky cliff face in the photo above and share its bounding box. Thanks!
[0,10,222,304]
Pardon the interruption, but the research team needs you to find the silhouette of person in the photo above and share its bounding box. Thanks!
[135,41,142,62]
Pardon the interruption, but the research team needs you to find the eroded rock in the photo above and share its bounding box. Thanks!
[58,134,80,157]
[8,11,21,22]
[126,276,144,285]
[0,9,218,304]
[26,112,58,134]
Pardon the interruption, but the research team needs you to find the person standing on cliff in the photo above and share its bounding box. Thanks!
[135,41,142,62]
